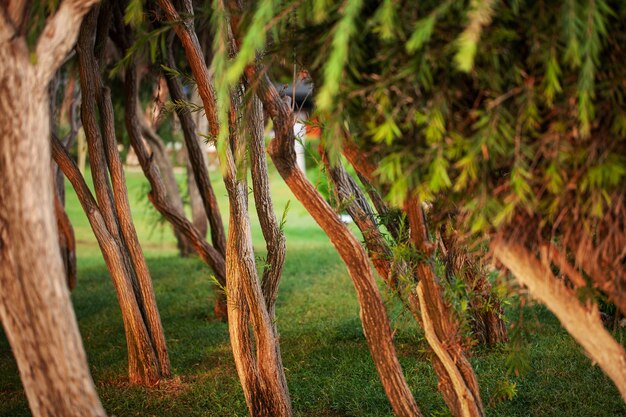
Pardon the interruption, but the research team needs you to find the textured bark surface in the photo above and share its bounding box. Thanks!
[247,94,287,320]
[0,1,106,416]
[165,40,226,258]
[248,68,421,416]
[406,197,485,417]
[74,6,170,385]
[158,1,293,414]
[493,239,626,401]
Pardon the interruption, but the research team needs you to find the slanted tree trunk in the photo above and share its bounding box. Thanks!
[345,138,507,348]
[138,111,194,256]
[320,148,418,314]
[73,5,170,385]
[165,36,228,318]
[157,1,293,414]
[0,1,106,416]
[493,238,626,400]
[245,68,422,415]
[50,70,82,290]
[187,154,208,240]
[406,197,485,417]
[112,8,227,319]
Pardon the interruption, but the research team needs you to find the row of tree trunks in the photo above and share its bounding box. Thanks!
[73,5,170,385]
[342,138,491,415]
[323,137,485,417]
[0,0,107,416]
[343,139,507,347]
[244,65,422,415]
[493,239,626,400]
[157,1,293,415]
[110,4,228,319]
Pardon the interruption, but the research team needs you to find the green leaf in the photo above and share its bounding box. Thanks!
[371,0,398,41]
[406,15,436,52]
[124,0,144,27]
[455,0,497,72]
[542,51,562,107]
[317,0,364,112]
[428,155,452,192]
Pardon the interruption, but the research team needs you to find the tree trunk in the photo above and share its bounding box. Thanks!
[75,6,170,384]
[321,148,421,322]
[493,238,626,400]
[157,2,293,413]
[245,66,422,416]
[187,153,209,239]
[406,197,485,417]
[0,1,106,416]
[164,38,228,319]
[340,139,487,416]
[110,10,228,320]
[138,112,194,257]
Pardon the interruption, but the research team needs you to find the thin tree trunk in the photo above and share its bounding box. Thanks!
[76,6,170,384]
[221,89,292,416]
[138,112,194,256]
[52,137,163,386]
[0,1,106,416]
[246,67,421,416]
[124,57,227,305]
[110,4,227,315]
[493,238,626,400]
[164,37,228,318]
[165,38,227,257]
[157,2,293,414]
[406,197,485,417]
[320,149,421,322]
[187,153,209,239]
[54,185,78,290]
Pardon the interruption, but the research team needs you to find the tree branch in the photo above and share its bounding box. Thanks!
[35,0,99,83]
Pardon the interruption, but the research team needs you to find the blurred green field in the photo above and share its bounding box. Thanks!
[1,168,625,417]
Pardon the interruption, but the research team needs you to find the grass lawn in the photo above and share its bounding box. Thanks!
[1,168,625,416]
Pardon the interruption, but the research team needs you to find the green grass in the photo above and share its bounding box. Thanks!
[1,168,625,416]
